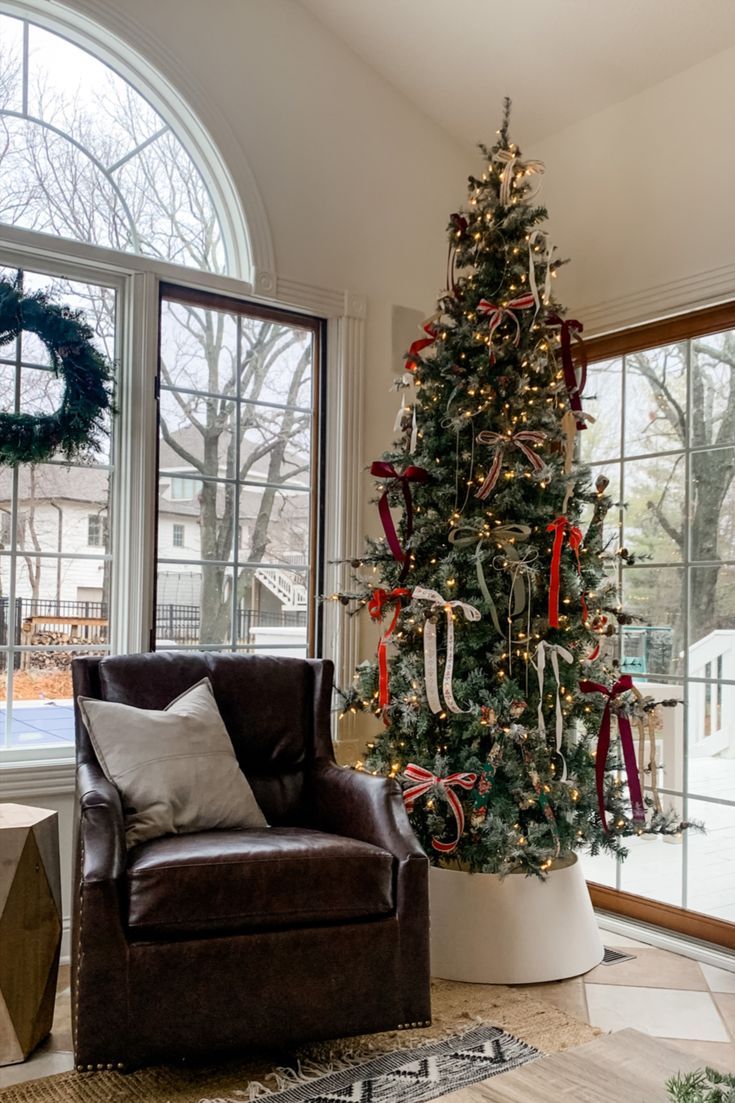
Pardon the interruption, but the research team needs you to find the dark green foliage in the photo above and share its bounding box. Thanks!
[340,101,688,875]
[0,276,114,467]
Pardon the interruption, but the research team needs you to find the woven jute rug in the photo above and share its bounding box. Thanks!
[0,979,598,1103]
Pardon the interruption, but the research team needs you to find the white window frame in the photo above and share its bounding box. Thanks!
[0,227,365,785]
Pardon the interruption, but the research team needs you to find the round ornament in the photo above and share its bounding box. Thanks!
[0,277,114,467]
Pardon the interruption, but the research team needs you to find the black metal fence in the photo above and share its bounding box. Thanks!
[0,597,307,651]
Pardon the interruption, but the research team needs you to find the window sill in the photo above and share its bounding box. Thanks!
[0,758,76,798]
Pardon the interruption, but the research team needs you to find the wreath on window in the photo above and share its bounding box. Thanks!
[0,276,114,467]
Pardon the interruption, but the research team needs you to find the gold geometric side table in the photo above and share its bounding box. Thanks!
[0,804,61,1066]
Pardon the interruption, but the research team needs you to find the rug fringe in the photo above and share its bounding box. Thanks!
[197,1020,522,1103]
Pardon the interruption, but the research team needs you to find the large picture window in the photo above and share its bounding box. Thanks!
[155,286,323,658]
[582,302,735,932]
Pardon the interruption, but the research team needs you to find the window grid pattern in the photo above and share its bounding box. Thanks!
[584,329,735,922]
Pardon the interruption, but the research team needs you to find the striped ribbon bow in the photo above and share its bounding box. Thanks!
[475,429,547,499]
[403,763,477,853]
[492,149,545,207]
[413,587,480,715]
[477,293,536,359]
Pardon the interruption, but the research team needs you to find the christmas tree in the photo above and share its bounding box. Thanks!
[338,100,687,877]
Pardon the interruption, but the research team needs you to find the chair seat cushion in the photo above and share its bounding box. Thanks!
[126,827,395,937]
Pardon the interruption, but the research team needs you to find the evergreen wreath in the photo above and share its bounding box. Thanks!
[0,276,114,467]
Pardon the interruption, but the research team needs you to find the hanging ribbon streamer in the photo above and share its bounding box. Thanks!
[370,461,429,579]
[406,320,438,373]
[519,742,561,857]
[633,696,663,815]
[393,373,418,454]
[475,429,547,499]
[449,522,531,610]
[560,408,596,514]
[527,230,555,318]
[403,763,477,853]
[547,515,588,628]
[492,149,545,207]
[413,587,480,714]
[477,293,536,360]
[491,548,538,682]
[534,641,574,782]
[368,587,411,718]
[446,213,468,295]
[579,675,646,831]
[547,315,588,430]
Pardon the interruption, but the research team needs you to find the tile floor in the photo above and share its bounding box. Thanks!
[3,933,735,1088]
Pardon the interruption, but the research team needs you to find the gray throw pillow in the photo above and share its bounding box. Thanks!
[77,677,267,847]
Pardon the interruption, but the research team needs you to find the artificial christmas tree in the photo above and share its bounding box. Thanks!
[337,101,687,981]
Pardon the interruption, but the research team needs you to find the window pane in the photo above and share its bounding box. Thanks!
[621,566,684,678]
[0,465,110,555]
[0,17,227,272]
[579,357,622,464]
[623,453,685,563]
[691,447,735,562]
[618,831,684,908]
[686,799,735,923]
[157,293,319,659]
[624,343,687,457]
[691,328,735,449]
[687,682,735,801]
[0,648,104,752]
[689,564,735,653]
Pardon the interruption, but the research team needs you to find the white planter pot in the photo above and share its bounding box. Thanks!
[429,854,604,984]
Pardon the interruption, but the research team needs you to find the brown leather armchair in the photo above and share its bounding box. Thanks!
[71,652,431,1070]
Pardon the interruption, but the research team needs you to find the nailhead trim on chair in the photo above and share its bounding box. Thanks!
[397,1020,432,1029]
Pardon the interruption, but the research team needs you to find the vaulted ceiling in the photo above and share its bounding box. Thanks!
[298,0,735,149]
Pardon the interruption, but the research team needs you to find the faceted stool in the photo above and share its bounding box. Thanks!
[0,804,61,1066]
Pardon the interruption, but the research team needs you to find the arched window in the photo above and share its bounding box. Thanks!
[0,10,228,273]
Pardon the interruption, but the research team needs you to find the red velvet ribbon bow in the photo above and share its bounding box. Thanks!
[370,462,429,578]
[478,293,536,360]
[547,515,588,627]
[368,587,411,715]
[578,675,646,832]
[403,763,478,853]
[406,322,438,373]
[547,315,588,430]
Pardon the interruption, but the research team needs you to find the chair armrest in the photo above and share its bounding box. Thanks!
[77,760,126,883]
[309,762,425,861]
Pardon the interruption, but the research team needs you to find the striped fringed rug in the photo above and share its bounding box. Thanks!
[201,1026,541,1103]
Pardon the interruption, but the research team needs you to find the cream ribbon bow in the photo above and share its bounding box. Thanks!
[493,149,545,206]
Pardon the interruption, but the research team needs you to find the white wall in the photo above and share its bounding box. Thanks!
[528,45,735,332]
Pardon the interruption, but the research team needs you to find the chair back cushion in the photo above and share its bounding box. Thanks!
[75,652,333,824]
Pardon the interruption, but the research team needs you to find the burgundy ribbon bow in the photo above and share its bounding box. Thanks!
[403,763,478,853]
[478,293,535,360]
[475,429,546,499]
[578,675,646,832]
[547,315,588,430]
[547,515,588,627]
[370,461,429,578]
[368,587,411,716]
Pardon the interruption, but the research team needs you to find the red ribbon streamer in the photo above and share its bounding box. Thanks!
[403,763,477,853]
[478,293,535,361]
[547,515,587,627]
[547,315,588,430]
[368,587,411,714]
[406,322,438,373]
[370,462,429,577]
[579,675,646,831]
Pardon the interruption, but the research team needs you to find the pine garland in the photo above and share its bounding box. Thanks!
[0,276,114,466]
